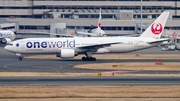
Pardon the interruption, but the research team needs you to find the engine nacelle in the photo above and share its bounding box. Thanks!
[1,38,12,44]
[56,49,76,58]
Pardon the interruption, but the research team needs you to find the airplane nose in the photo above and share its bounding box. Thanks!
[4,45,12,52]
[4,45,8,50]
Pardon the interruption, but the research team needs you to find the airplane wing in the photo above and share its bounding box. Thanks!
[55,33,75,37]
[147,38,170,44]
[77,42,122,49]
[105,34,140,37]
[30,32,76,37]
[76,31,99,36]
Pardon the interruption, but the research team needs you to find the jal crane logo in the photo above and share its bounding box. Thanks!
[151,23,163,35]
[98,22,101,28]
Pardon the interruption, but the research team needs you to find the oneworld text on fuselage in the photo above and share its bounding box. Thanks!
[26,39,75,48]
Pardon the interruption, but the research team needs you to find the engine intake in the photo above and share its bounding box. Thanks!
[1,38,12,44]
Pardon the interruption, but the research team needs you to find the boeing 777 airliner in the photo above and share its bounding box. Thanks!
[4,12,169,61]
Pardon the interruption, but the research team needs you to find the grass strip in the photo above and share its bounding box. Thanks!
[0,86,180,98]
[1,98,180,101]
[74,62,180,71]
[1,72,180,77]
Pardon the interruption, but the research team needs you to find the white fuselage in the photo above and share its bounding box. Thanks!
[5,37,160,55]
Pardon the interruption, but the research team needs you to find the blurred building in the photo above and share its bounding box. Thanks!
[0,0,179,37]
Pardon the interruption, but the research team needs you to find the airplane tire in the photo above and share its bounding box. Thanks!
[18,57,22,61]
[82,57,96,61]
[82,57,86,61]
[92,57,96,61]
[90,57,96,61]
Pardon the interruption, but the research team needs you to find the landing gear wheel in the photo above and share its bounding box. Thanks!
[81,57,96,61]
[89,57,95,61]
[18,57,22,61]
[82,57,86,61]
[92,57,96,61]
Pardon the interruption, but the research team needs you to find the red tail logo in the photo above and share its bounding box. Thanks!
[98,22,101,28]
[151,23,163,35]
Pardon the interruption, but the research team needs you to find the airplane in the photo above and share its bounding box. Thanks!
[0,30,16,44]
[4,11,170,61]
[76,8,106,37]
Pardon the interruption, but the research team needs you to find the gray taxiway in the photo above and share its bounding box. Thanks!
[1,76,180,86]
[1,47,180,73]
[1,47,180,86]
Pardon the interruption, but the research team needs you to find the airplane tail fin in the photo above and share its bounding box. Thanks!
[97,8,102,29]
[139,11,169,39]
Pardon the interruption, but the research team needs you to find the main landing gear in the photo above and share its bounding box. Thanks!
[82,52,96,61]
[82,57,96,61]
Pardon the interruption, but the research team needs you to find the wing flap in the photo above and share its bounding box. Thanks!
[78,42,122,49]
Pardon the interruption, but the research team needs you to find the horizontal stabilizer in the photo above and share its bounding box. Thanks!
[147,38,170,44]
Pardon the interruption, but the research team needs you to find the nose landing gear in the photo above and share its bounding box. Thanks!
[16,53,23,61]
[18,57,22,61]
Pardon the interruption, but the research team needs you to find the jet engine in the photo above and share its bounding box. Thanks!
[56,49,76,58]
[1,38,12,44]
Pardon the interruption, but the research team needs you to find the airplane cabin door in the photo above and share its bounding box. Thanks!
[20,40,25,50]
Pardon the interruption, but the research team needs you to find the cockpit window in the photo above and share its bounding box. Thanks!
[7,43,13,46]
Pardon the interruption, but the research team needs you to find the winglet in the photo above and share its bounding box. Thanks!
[139,12,169,39]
